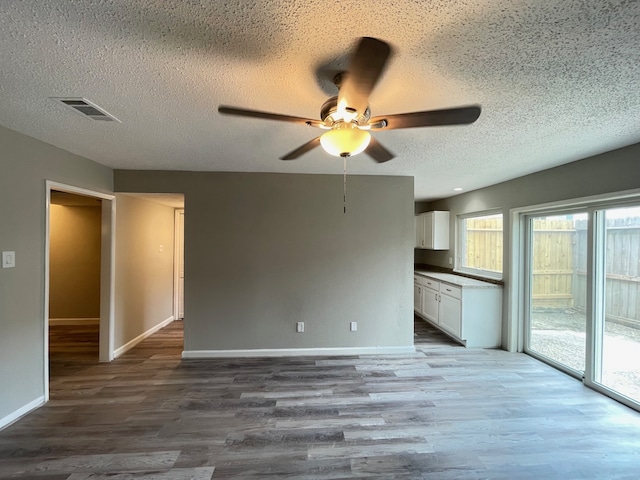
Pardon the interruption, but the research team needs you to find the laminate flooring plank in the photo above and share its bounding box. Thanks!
[26,451,180,475]
[66,466,215,479]
[1,319,639,478]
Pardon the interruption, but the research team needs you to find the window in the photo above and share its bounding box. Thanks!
[456,211,503,279]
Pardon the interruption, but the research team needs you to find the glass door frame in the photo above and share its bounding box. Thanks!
[512,195,640,412]
[522,207,592,380]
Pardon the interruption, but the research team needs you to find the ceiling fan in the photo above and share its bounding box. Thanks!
[218,37,481,162]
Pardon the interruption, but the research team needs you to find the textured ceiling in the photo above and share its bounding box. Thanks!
[1,1,639,201]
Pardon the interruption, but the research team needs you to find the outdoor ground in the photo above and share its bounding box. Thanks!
[530,309,640,401]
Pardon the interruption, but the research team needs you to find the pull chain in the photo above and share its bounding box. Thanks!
[343,155,347,214]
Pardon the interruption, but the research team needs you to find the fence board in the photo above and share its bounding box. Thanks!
[468,215,640,326]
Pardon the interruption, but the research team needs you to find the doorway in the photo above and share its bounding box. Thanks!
[44,181,115,401]
[524,210,589,376]
[522,203,640,410]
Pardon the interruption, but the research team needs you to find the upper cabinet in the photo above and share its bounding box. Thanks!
[415,211,450,250]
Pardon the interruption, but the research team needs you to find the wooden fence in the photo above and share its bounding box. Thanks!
[573,217,640,328]
[464,217,503,273]
[468,216,640,328]
[530,219,576,308]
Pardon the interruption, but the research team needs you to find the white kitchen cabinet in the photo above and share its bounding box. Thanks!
[421,282,439,324]
[414,280,422,312]
[414,271,502,348]
[438,288,462,338]
[414,211,449,250]
[415,215,424,248]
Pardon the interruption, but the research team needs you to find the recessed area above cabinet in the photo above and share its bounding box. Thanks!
[415,211,449,250]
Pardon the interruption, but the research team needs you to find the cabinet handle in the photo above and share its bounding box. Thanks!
[435,293,438,301]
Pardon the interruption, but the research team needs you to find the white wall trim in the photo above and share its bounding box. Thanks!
[182,345,416,359]
[99,197,116,363]
[173,209,184,321]
[49,318,100,326]
[0,396,45,431]
[114,316,175,358]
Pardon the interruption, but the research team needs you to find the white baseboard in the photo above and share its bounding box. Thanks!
[49,318,100,326]
[182,345,416,359]
[0,396,45,431]
[114,316,174,359]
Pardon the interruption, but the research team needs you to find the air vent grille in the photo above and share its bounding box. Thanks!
[52,98,120,122]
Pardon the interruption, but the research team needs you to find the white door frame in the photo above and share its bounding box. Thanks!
[173,209,184,320]
[44,181,116,401]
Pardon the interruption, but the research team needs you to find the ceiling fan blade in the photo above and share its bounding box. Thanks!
[338,37,392,115]
[365,137,395,163]
[370,105,481,130]
[280,137,322,160]
[218,106,323,127]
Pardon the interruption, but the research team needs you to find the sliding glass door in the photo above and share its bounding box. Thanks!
[595,206,640,402]
[525,205,640,408]
[526,212,588,375]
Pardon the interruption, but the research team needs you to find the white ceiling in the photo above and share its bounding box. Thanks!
[1,1,639,201]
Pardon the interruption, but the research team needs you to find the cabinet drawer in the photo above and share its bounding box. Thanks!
[414,275,423,285]
[422,277,439,290]
[440,283,461,300]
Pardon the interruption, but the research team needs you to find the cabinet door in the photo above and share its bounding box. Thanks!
[414,284,422,312]
[422,287,439,324]
[415,215,425,248]
[423,212,434,249]
[439,294,462,338]
[417,212,450,250]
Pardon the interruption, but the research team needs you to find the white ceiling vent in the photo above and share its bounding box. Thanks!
[52,98,120,123]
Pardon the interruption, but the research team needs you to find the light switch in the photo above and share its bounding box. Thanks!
[296,322,304,333]
[2,251,16,268]
[350,321,358,332]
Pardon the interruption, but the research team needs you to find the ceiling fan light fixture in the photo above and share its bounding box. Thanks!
[320,122,371,157]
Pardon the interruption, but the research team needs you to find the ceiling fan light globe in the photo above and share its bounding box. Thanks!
[320,123,371,157]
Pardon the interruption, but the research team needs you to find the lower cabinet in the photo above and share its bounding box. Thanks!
[422,285,439,324]
[413,282,422,312]
[414,272,502,348]
[438,289,462,338]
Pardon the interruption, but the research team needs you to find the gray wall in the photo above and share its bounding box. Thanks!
[114,171,415,353]
[0,125,112,424]
[415,142,640,348]
[114,194,176,350]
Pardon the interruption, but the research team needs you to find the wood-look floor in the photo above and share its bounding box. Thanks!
[1,319,639,479]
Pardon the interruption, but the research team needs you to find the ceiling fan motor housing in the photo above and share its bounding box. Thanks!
[320,96,371,126]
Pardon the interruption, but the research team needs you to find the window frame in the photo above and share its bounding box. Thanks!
[455,209,504,280]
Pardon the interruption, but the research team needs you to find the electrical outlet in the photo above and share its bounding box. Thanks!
[159,244,164,253]
[296,321,304,333]
[2,251,15,268]
[350,321,357,332]
[448,257,453,265]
